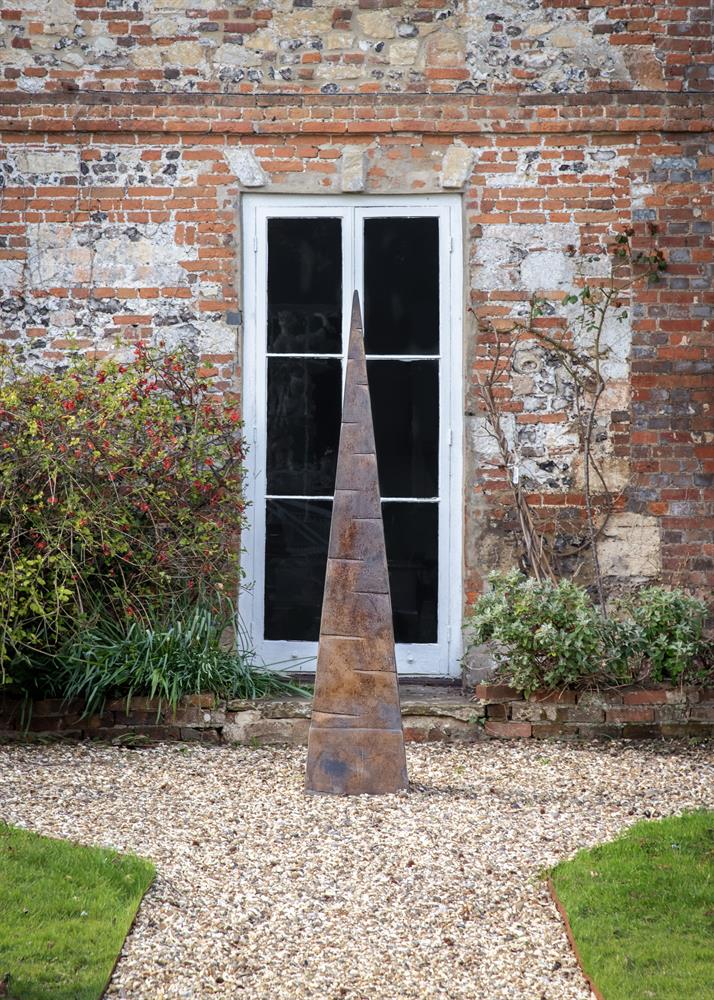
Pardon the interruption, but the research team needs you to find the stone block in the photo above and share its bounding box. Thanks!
[341,146,367,192]
[531,723,577,739]
[32,698,67,717]
[259,698,312,720]
[224,148,267,187]
[485,720,532,739]
[241,718,311,746]
[606,707,655,724]
[112,710,163,726]
[356,11,395,36]
[598,513,661,579]
[14,149,79,176]
[460,644,497,689]
[556,706,605,723]
[0,260,23,291]
[406,718,483,743]
[622,688,670,705]
[120,696,163,713]
[179,727,222,743]
[652,704,690,724]
[183,694,218,708]
[576,724,625,740]
[665,687,695,704]
[440,143,474,189]
[168,709,225,728]
[389,39,420,66]
[511,702,558,722]
[222,709,261,741]
[622,724,660,739]
[658,724,689,738]
[529,689,578,705]
[474,683,521,702]
[690,704,714,722]
[162,41,205,69]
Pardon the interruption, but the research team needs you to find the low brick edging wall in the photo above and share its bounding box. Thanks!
[0,690,482,746]
[1,684,712,745]
[473,684,714,740]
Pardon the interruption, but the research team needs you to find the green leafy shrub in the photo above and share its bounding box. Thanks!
[465,572,611,694]
[51,601,304,717]
[465,572,712,694]
[0,342,247,691]
[624,586,709,684]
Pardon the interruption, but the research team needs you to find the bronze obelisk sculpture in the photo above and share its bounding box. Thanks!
[305,292,408,795]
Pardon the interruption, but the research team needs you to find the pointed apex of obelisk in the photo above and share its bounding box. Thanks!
[305,292,408,796]
[351,288,362,329]
[348,290,364,361]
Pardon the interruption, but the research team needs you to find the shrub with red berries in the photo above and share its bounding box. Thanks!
[0,342,247,684]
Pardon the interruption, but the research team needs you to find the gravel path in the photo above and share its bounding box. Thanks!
[1,740,712,1000]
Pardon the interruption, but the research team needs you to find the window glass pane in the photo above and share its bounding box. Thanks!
[267,358,341,496]
[368,359,438,499]
[384,502,438,644]
[364,217,439,355]
[267,218,342,354]
[265,499,332,641]
[265,501,438,644]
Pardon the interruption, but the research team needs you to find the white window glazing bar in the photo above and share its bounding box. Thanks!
[266,495,440,502]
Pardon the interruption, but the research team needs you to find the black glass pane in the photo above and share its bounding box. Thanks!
[364,217,439,355]
[267,218,342,354]
[265,500,332,641]
[267,358,341,496]
[265,500,438,644]
[368,360,438,498]
[384,502,438,644]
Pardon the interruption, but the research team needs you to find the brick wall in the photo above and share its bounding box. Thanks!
[1,684,712,744]
[474,682,714,740]
[0,1,712,606]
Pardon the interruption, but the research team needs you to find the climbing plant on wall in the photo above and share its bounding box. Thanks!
[472,226,667,609]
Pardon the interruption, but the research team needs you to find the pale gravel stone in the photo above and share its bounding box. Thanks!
[1,741,711,999]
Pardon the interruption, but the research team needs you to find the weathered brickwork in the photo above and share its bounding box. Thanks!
[1,684,712,744]
[0,1,712,609]
[1,1,711,95]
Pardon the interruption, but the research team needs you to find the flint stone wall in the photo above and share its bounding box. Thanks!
[2,1,711,97]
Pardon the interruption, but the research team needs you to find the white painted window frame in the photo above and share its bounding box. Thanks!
[241,193,463,678]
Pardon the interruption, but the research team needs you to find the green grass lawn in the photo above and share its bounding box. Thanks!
[550,810,714,1000]
[0,824,155,1000]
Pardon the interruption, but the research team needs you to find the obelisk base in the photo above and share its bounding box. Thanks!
[306,728,408,796]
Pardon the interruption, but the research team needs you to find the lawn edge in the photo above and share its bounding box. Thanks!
[100,866,156,999]
[547,876,606,1000]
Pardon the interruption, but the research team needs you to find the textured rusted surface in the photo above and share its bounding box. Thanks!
[305,292,408,795]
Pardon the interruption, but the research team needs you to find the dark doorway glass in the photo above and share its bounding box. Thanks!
[267,218,342,354]
[262,212,442,649]
[265,499,332,641]
[267,358,341,496]
[364,217,439,355]
[264,499,438,645]
[368,359,439,498]
[383,502,438,643]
